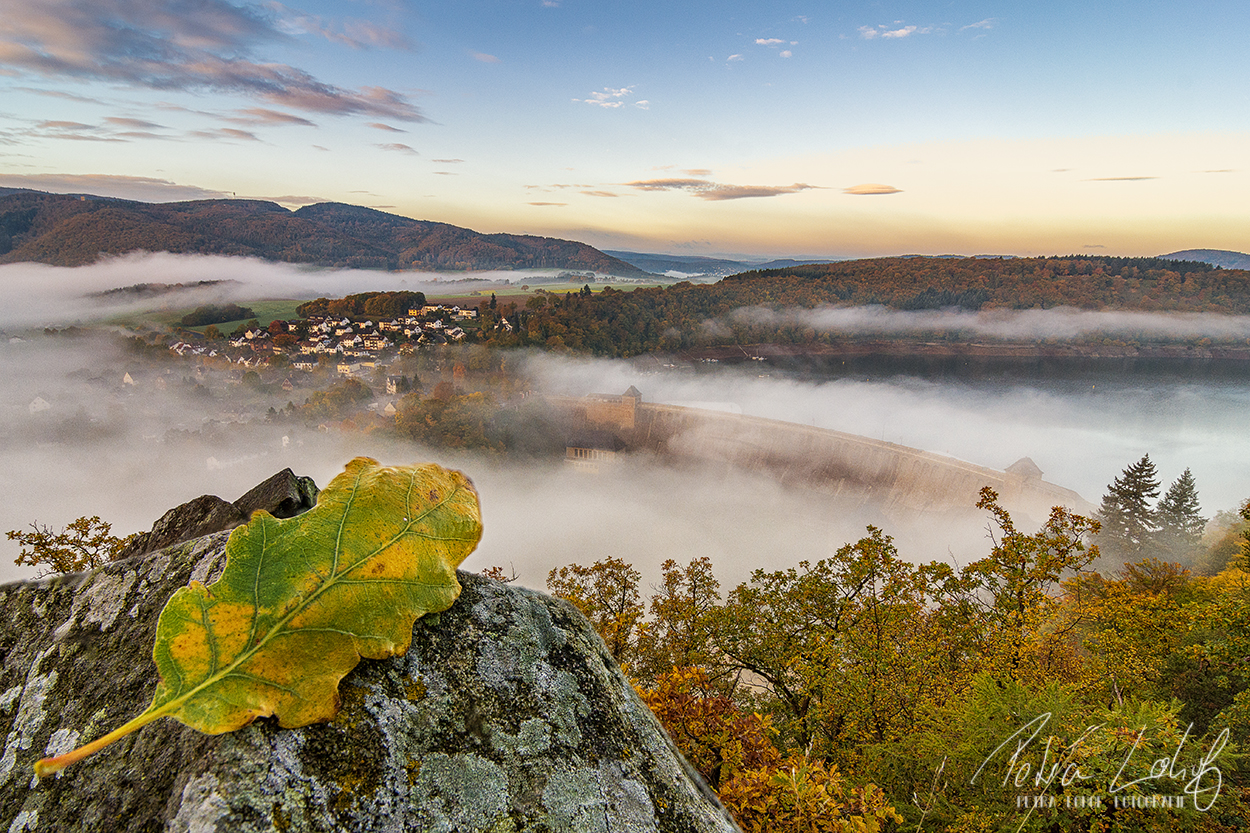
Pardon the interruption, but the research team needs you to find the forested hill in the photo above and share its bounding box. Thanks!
[483,255,1250,355]
[0,191,645,275]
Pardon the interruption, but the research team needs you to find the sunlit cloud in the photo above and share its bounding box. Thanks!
[528,201,566,206]
[844,183,902,195]
[471,52,501,63]
[626,178,815,201]
[0,0,426,121]
[227,108,317,127]
[104,117,165,130]
[756,38,785,46]
[367,122,406,132]
[580,190,619,197]
[377,142,418,155]
[727,54,744,62]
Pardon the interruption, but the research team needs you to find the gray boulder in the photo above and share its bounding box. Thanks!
[0,532,739,832]
[118,468,320,559]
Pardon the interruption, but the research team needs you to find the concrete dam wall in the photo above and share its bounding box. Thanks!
[552,390,1094,526]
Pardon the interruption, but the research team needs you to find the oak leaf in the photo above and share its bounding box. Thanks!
[35,457,482,776]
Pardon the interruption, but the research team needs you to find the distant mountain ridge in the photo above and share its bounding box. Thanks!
[605,250,842,278]
[1160,249,1250,270]
[0,190,645,275]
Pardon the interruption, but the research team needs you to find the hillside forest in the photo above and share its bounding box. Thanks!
[475,256,1250,356]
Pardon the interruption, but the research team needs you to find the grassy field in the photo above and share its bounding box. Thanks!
[109,299,306,331]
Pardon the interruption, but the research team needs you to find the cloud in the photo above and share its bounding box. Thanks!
[625,178,815,200]
[859,24,930,39]
[228,108,317,126]
[844,183,902,195]
[470,52,501,64]
[573,86,639,109]
[432,158,464,164]
[684,169,712,177]
[580,190,619,197]
[0,0,426,121]
[0,173,228,202]
[727,54,744,62]
[376,142,418,155]
[961,18,997,32]
[780,50,792,58]
[269,5,412,51]
[367,122,406,132]
[756,38,785,45]
[188,127,260,141]
[1085,176,1157,181]
[528,202,566,206]
[104,117,165,130]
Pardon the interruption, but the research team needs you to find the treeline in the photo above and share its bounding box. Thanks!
[543,488,1250,832]
[296,291,427,321]
[478,256,1250,357]
[179,303,256,327]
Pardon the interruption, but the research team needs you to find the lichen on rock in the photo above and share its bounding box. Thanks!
[0,523,738,831]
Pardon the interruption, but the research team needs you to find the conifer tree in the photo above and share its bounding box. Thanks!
[1097,454,1161,560]
[1155,468,1205,562]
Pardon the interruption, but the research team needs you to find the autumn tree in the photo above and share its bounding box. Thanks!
[547,557,644,665]
[8,516,134,575]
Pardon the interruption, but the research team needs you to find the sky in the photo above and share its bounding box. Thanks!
[2,0,1250,258]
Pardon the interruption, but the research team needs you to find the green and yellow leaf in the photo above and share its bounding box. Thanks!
[36,456,482,777]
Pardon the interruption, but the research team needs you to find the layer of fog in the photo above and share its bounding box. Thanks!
[3,252,1249,595]
[715,304,1250,341]
[0,253,554,331]
[522,352,1250,525]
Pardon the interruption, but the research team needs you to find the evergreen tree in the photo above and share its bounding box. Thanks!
[1155,468,1205,562]
[1097,454,1161,560]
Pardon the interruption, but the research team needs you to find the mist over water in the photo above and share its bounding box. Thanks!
[2,254,1248,592]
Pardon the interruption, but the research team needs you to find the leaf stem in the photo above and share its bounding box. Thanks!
[34,705,167,777]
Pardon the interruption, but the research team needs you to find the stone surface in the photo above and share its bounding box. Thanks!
[118,468,320,559]
[0,533,739,832]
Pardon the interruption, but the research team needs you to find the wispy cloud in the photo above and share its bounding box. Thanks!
[756,38,785,45]
[961,18,997,32]
[377,142,418,155]
[269,4,412,51]
[580,190,619,197]
[528,201,566,206]
[367,122,406,132]
[432,158,464,164]
[470,52,501,63]
[844,183,902,195]
[727,54,745,62]
[103,117,165,130]
[625,178,815,201]
[0,0,426,121]
[0,173,228,202]
[572,86,647,109]
[1085,176,1157,181]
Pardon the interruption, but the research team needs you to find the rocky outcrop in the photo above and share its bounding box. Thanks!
[118,468,319,559]
[0,531,739,831]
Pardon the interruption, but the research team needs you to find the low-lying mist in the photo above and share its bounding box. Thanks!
[2,254,1247,593]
